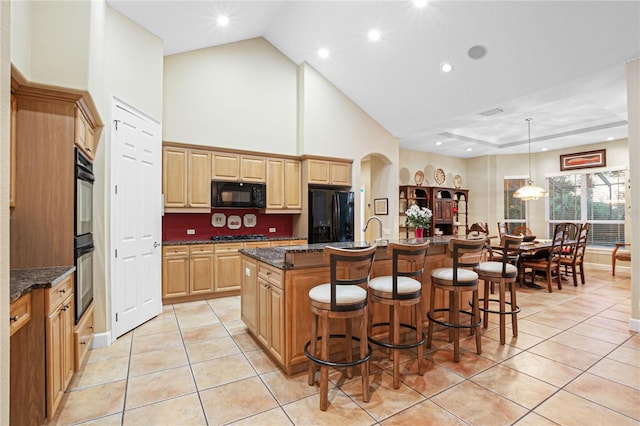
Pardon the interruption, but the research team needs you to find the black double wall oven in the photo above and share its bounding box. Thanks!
[75,148,95,324]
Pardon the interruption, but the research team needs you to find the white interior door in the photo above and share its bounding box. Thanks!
[111,98,162,340]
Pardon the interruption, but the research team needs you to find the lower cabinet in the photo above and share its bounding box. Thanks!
[241,257,259,334]
[74,304,94,371]
[214,243,243,294]
[45,275,74,420]
[257,263,284,364]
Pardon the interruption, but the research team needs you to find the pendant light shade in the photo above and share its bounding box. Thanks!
[514,118,547,201]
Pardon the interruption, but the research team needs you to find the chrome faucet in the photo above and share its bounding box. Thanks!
[362,216,383,242]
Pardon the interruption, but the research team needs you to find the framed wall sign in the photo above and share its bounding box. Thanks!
[560,149,606,171]
[374,198,388,215]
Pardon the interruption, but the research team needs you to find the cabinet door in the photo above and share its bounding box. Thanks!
[240,155,266,182]
[46,296,73,420]
[10,94,16,208]
[190,253,215,295]
[241,258,258,334]
[307,160,330,184]
[257,278,270,348]
[214,251,242,293]
[269,285,284,363]
[188,150,211,208]
[330,162,351,186]
[284,160,301,209]
[212,152,240,181]
[75,108,95,160]
[163,147,188,208]
[61,297,74,393]
[162,248,189,299]
[266,158,284,209]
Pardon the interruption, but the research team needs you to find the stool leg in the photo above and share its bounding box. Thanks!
[452,292,460,362]
[308,312,318,386]
[389,305,395,360]
[483,279,489,329]
[416,300,424,376]
[473,289,482,356]
[345,318,353,379]
[360,308,370,403]
[392,301,400,389]
[320,315,330,411]
[499,280,506,345]
[427,285,436,349]
[510,281,518,337]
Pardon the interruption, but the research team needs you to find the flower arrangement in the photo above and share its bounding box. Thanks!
[405,204,432,229]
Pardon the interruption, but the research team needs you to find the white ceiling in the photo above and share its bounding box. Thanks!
[108,0,640,158]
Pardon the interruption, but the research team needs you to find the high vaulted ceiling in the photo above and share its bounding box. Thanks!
[108,0,640,158]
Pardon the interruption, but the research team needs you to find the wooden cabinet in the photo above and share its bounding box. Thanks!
[45,275,74,420]
[266,158,302,212]
[214,243,243,294]
[10,94,16,208]
[399,186,469,237]
[163,147,211,211]
[9,291,31,336]
[241,257,259,334]
[211,151,266,182]
[269,239,307,247]
[75,107,96,160]
[257,263,284,363]
[190,245,215,295]
[307,158,352,186]
[74,303,94,371]
[162,246,190,299]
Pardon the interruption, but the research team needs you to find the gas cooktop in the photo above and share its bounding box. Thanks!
[210,234,267,241]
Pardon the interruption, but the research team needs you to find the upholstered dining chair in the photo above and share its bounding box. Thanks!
[612,243,631,276]
[519,224,567,292]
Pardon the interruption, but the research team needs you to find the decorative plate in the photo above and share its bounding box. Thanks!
[211,213,226,228]
[434,168,446,186]
[414,170,425,186]
[453,174,462,189]
[227,215,242,230]
[243,213,257,228]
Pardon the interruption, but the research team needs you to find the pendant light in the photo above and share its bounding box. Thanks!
[513,118,548,201]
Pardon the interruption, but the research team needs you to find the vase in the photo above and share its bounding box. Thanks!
[415,228,424,239]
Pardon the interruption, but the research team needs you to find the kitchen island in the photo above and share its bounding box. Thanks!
[239,236,469,375]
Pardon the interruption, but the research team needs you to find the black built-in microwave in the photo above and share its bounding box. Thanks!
[211,181,266,208]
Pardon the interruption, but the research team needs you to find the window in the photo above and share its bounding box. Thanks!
[503,178,527,234]
[547,169,626,246]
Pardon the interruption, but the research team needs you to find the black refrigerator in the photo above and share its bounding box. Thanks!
[308,189,354,243]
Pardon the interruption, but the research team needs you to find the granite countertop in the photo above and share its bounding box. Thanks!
[10,266,76,304]
[163,236,305,246]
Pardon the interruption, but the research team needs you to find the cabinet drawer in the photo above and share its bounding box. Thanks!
[9,292,32,336]
[190,244,214,255]
[258,264,282,288]
[163,245,190,257]
[215,242,243,253]
[244,241,271,249]
[74,304,94,371]
[46,276,74,314]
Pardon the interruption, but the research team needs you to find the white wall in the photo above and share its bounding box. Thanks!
[9,0,29,78]
[163,38,297,155]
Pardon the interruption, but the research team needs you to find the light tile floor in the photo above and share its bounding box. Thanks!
[51,268,639,425]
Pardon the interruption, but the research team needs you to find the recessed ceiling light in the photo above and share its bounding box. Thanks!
[413,0,428,8]
[466,148,472,152]
[435,141,443,146]
[318,48,330,59]
[541,147,548,151]
[607,136,614,141]
[368,29,381,42]
[440,62,453,73]
[217,15,229,26]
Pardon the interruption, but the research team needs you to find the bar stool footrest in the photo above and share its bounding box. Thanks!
[474,298,521,315]
[304,334,372,369]
[368,322,426,350]
[427,308,482,329]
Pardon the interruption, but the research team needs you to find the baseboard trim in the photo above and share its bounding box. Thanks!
[92,331,112,349]
[630,318,640,333]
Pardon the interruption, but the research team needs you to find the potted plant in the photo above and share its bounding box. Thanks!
[405,204,432,239]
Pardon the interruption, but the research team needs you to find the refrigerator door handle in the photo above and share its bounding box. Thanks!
[332,193,340,242]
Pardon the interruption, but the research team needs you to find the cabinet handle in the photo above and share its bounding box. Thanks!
[59,288,66,294]
[80,341,87,345]
[61,304,70,311]
[11,315,19,322]
[87,147,92,152]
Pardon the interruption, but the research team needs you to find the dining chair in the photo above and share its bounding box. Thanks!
[519,225,566,292]
[305,245,377,411]
[427,238,485,362]
[513,226,533,236]
[367,242,428,389]
[612,243,631,276]
[559,223,589,285]
[497,221,508,237]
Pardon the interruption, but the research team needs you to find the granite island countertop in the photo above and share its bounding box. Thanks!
[10,266,76,304]
[239,236,469,270]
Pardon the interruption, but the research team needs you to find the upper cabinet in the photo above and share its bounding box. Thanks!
[306,158,352,186]
[211,151,266,183]
[163,146,211,212]
[75,108,96,161]
[266,158,301,212]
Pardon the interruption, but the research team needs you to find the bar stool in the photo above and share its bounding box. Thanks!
[305,245,377,411]
[367,242,429,389]
[427,238,485,362]
[474,234,523,345]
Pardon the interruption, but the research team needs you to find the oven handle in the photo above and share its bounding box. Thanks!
[75,243,95,258]
[77,167,95,184]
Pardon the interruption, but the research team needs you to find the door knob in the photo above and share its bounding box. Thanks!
[153,242,160,248]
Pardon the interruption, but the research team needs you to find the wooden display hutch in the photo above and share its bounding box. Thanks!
[399,186,469,238]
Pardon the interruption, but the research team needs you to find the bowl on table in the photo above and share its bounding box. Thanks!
[522,235,536,242]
